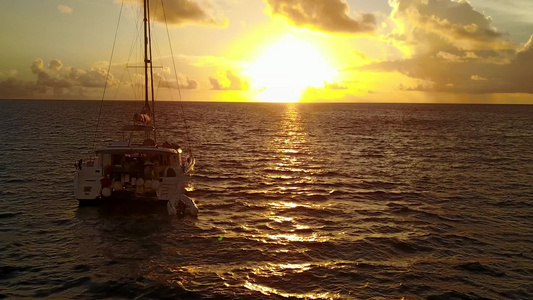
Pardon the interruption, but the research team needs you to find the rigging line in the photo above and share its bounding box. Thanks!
[111,63,128,101]
[120,1,143,106]
[91,0,125,158]
[112,5,140,103]
[151,6,175,105]
[125,9,142,104]
[126,69,139,101]
[161,0,194,157]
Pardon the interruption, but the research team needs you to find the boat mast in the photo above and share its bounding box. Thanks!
[143,0,156,142]
[143,0,150,113]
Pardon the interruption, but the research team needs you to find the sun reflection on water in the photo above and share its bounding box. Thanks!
[269,215,294,223]
[221,104,336,298]
[244,280,339,300]
[242,262,341,299]
[266,232,326,243]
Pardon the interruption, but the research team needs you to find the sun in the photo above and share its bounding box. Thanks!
[246,35,336,102]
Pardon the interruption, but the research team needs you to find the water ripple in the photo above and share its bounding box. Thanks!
[0,101,532,299]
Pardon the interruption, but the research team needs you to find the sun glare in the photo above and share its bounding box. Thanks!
[247,35,336,102]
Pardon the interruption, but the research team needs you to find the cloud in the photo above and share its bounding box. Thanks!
[0,77,43,98]
[30,59,72,89]
[324,81,347,90]
[464,0,533,43]
[49,59,63,72]
[2,58,203,99]
[436,51,462,62]
[0,70,17,80]
[208,77,222,90]
[0,58,121,99]
[516,34,533,63]
[209,70,249,90]
[57,5,72,14]
[77,69,114,88]
[470,75,487,81]
[178,73,199,89]
[265,0,377,35]
[154,73,198,89]
[55,61,118,89]
[363,34,533,93]
[125,0,226,27]
[357,0,533,94]
[31,59,44,74]
[388,0,515,54]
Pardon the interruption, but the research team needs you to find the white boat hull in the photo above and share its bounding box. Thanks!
[73,165,103,200]
[74,158,197,216]
[167,194,198,216]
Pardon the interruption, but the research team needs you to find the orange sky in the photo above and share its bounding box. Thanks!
[1,0,532,103]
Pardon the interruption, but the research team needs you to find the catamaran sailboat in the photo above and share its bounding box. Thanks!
[73,0,197,216]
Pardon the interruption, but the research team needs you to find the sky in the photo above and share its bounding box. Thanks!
[1,0,532,103]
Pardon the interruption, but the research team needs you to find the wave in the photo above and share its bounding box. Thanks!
[0,212,19,219]
[455,262,506,277]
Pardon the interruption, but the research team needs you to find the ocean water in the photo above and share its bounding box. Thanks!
[0,100,532,299]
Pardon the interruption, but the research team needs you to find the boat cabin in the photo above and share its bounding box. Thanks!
[95,142,183,194]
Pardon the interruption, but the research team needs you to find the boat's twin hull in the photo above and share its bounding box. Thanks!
[78,192,198,216]
[75,186,198,216]
[77,190,166,206]
[74,161,197,216]
[73,164,102,200]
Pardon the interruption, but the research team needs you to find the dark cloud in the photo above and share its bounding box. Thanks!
[49,59,63,72]
[209,70,249,90]
[357,0,533,94]
[208,77,222,90]
[128,0,226,27]
[154,73,198,89]
[0,77,44,98]
[265,0,376,35]
[456,0,533,44]
[2,58,202,99]
[388,0,515,53]
[31,59,44,74]
[0,59,119,98]
[179,76,199,89]
[31,58,73,89]
[363,34,533,93]
[516,35,533,63]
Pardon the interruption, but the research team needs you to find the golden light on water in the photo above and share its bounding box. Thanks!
[185,182,194,192]
[203,103,336,298]
[246,104,328,247]
[243,263,341,299]
[269,201,303,209]
[247,35,336,102]
[250,263,313,277]
[244,279,339,299]
[269,215,293,223]
[267,232,325,243]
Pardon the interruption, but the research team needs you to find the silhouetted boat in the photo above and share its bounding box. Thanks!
[73,0,197,216]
